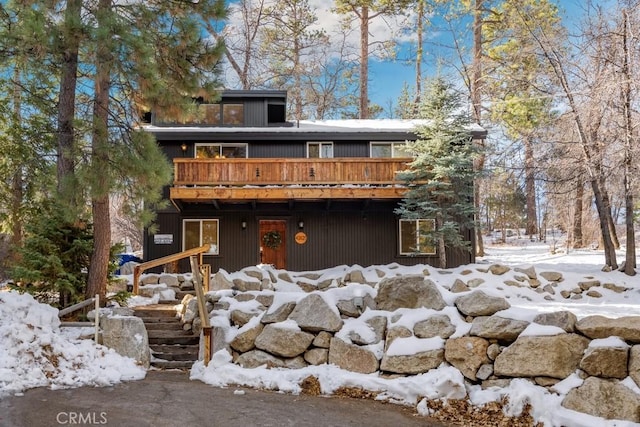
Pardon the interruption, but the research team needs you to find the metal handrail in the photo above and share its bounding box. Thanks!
[132,244,211,294]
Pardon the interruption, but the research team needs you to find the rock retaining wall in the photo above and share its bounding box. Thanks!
[147,264,638,423]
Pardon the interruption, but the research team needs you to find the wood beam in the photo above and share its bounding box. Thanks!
[171,186,407,202]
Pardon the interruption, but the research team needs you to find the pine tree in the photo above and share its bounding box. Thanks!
[396,77,479,268]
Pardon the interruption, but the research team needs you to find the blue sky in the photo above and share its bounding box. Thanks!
[365,0,603,116]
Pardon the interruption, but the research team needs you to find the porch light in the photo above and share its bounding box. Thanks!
[298,220,304,230]
[241,220,247,230]
[180,142,187,152]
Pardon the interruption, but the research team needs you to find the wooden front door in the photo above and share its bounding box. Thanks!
[259,220,286,269]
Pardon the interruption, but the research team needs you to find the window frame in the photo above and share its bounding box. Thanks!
[398,218,436,255]
[183,219,219,255]
[194,143,248,159]
[306,141,334,158]
[370,142,411,158]
[221,103,244,125]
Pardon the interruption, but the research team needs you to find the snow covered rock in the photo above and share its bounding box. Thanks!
[413,314,456,339]
[539,271,563,282]
[158,274,179,287]
[454,291,510,317]
[375,276,446,311]
[328,337,379,374]
[576,315,640,342]
[494,334,589,379]
[579,345,628,379]
[288,294,343,333]
[230,322,264,353]
[254,323,314,358]
[304,348,328,365]
[470,316,529,341]
[444,337,490,381]
[562,377,640,423]
[262,301,296,324]
[211,271,233,291]
[380,348,444,374]
[100,314,150,369]
[235,349,306,369]
[533,310,577,332]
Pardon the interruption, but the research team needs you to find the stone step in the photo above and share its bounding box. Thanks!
[150,344,199,361]
[144,322,185,331]
[136,316,179,324]
[147,329,195,339]
[151,359,195,370]
[148,334,199,346]
[133,304,179,318]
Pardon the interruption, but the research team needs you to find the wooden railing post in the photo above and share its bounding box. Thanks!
[190,255,212,366]
[201,264,210,293]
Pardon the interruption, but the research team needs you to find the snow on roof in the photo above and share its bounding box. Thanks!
[142,119,486,135]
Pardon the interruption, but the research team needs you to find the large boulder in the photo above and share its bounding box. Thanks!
[533,311,577,333]
[455,291,510,317]
[444,337,490,381]
[261,301,297,324]
[375,276,446,311]
[230,322,264,353]
[100,314,150,368]
[254,322,314,358]
[562,377,640,423]
[576,316,640,343]
[380,349,444,374]
[348,316,387,345]
[414,314,456,339]
[288,294,343,333]
[328,337,379,374]
[470,316,529,342]
[630,345,640,388]
[494,334,589,379]
[579,345,628,379]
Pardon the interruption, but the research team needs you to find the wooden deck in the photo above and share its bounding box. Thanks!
[171,158,411,202]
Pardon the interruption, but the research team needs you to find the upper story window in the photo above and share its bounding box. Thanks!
[370,142,411,158]
[307,142,333,158]
[399,219,436,255]
[154,103,244,126]
[222,104,244,125]
[195,143,248,159]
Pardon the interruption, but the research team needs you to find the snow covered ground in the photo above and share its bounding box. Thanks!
[191,237,640,427]
[1,236,638,426]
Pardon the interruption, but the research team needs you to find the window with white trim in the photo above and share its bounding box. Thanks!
[183,219,219,254]
[370,142,411,158]
[307,142,333,158]
[195,143,248,159]
[399,219,436,255]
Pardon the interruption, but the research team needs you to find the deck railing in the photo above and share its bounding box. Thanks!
[132,244,211,294]
[173,158,411,186]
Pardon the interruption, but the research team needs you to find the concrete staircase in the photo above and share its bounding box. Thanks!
[133,301,199,370]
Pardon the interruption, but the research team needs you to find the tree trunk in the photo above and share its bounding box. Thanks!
[436,212,447,269]
[524,136,537,236]
[572,178,583,248]
[56,0,82,207]
[86,0,112,302]
[534,39,617,268]
[359,6,369,119]
[10,67,23,250]
[472,0,485,256]
[621,9,636,274]
[414,0,423,108]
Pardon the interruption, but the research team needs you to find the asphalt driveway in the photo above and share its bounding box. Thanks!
[0,370,453,427]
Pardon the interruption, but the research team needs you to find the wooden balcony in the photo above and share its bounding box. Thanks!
[170,158,412,203]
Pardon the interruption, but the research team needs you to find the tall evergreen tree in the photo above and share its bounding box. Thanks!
[396,77,479,268]
[2,0,227,302]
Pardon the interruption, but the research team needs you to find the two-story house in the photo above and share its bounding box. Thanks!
[142,90,486,272]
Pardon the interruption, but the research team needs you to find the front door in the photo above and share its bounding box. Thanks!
[259,220,286,269]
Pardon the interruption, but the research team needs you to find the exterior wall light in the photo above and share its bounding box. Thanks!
[180,143,188,153]
[241,220,247,230]
[298,220,304,230]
